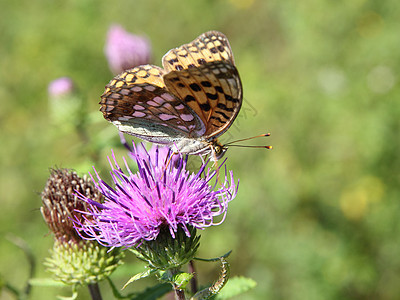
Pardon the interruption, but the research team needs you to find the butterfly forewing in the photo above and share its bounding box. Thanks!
[163,60,242,138]
[100,65,205,142]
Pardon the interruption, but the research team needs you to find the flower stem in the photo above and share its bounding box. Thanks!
[174,288,186,300]
[88,283,103,300]
[167,268,186,300]
[189,260,198,294]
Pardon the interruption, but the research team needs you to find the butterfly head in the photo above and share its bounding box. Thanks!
[210,140,228,161]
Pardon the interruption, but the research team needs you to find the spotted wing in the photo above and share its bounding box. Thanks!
[162,31,235,72]
[162,31,242,138]
[100,65,205,143]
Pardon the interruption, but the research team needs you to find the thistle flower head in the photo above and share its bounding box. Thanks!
[41,168,123,285]
[105,24,152,74]
[41,168,102,244]
[76,144,239,250]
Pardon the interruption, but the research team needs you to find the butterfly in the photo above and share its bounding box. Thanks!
[100,31,242,161]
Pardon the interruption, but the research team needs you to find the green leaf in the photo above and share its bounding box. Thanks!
[214,276,257,299]
[159,269,193,289]
[122,269,157,289]
[172,272,193,289]
[108,277,171,300]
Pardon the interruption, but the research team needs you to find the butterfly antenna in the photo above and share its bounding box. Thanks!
[228,145,272,149]
[224,133,271,145]
[224,133,272,149]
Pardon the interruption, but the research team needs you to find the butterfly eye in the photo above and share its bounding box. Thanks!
[214,145,227,160]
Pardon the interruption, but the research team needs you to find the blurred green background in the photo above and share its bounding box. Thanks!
[1,0,399,299]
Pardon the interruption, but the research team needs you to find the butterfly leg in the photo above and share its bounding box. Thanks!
[209,146,221,183]
[164,152,176,170]
[159,151,180,183]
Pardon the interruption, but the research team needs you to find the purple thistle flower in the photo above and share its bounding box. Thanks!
[105,25,152,74]
[76,144,238,249]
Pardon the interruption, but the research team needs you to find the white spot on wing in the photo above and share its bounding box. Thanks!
[132,111,146,118]
[120,89,130,95]
[133,105,145,110]
[145,85,156,91]
[180,114,194,121]
[159,114,178,121]
[147,100,158,106]
[162,93,175,101]
[132,86,142,92]
[118,116,133,121]
[152,96,165,105]
[164,103,173,110]
[227,78,237,86]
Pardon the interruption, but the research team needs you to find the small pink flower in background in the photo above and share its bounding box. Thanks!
[105,25,152,74]
[47,77,81,129]
[48,77,75,97]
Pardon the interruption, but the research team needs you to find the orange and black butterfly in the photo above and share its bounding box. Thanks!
[100,31,264,161]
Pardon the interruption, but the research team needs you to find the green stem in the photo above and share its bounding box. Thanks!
[167,268,186,300]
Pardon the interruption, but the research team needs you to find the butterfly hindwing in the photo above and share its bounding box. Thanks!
[162,31,234,72]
